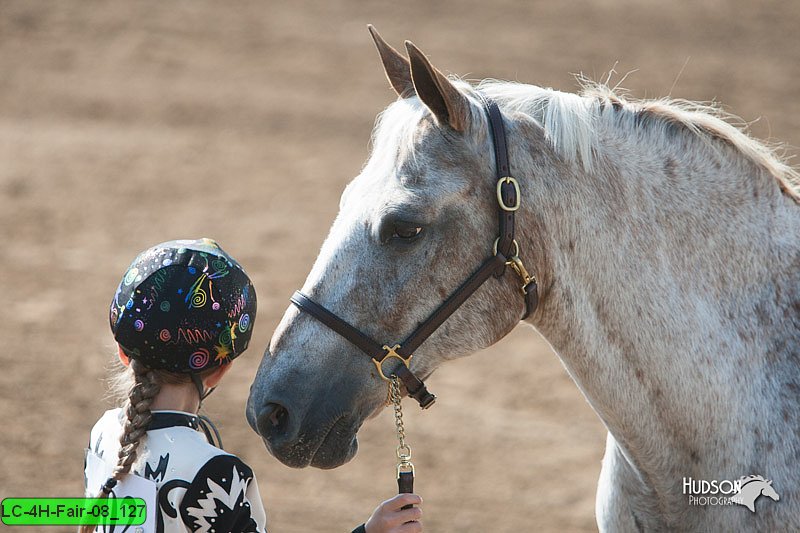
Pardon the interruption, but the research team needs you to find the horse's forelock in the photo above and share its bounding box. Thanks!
[366,84,487,185]
[368,98,427,173]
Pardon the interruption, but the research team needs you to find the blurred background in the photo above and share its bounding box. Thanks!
[0,1,797,531]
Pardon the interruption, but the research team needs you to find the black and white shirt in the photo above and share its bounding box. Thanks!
[85,409,268,533]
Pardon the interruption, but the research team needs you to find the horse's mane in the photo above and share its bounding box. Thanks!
[472,79,800,201]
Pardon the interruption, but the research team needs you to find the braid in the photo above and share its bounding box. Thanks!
[112,359,160,479]
[81,360,160,533]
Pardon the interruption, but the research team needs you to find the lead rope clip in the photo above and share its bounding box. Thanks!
[507,254,536,295]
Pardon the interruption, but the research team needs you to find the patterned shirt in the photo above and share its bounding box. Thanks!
[85,409,268,533]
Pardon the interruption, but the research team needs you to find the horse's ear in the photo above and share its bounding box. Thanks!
[368,25,414,98]
[767,480,773,485]
[405,41,470,132]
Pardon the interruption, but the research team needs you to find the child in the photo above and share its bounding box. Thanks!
[83,238,423,533]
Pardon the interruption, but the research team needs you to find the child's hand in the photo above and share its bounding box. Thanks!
[364,493,423,533]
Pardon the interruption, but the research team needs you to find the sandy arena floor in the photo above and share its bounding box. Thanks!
[1,1,798,531]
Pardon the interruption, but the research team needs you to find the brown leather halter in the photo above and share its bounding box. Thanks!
[291,96,538,409]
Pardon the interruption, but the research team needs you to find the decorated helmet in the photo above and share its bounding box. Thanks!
[110,238,257,373]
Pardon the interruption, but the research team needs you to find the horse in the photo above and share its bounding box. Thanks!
[730,475,781,513]
[247,27,800,531]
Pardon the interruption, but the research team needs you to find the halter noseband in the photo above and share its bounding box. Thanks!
[290,96,538,409]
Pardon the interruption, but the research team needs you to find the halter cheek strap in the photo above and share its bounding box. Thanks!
[484,97,539,316]
[290,95,538,408]
[486,95,517,272]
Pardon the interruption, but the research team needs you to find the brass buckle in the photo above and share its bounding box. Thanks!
[374,344,412,382]
[496,176,521,212]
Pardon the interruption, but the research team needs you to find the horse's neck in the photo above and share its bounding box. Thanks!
[524,127,800,499]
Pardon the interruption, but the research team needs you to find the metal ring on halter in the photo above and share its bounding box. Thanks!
[373,344,412,382]
[493,237,520,259]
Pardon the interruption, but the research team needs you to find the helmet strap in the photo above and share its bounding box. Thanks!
[198,414,224,449]
[190,373,216,409]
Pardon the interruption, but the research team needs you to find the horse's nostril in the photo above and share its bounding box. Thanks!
[267,403,287,428]
[257,402,289,439]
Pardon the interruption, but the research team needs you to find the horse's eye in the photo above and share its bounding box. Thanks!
[393,224,423,240]
[378,216,425,244]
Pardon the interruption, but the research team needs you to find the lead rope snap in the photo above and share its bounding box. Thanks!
[390,375,415,510]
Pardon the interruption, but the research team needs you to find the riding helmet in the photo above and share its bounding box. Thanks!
[110,238,257,373]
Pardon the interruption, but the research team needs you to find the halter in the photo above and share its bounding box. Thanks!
[290,96,538,408]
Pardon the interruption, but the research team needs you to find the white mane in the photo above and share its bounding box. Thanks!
[368,78,799,200]
[474,79,800,199]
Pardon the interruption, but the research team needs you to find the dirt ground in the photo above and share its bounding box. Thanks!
[1,1,798,532]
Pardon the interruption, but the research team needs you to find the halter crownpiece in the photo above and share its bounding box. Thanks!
[290,95,538,408]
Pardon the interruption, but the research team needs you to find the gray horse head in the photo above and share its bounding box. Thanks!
[246,28,536,468]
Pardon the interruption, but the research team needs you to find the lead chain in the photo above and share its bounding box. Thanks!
[389,375,414,475]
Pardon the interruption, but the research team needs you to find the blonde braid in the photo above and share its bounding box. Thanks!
[80,359,160,533]
[113,359,160,478]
